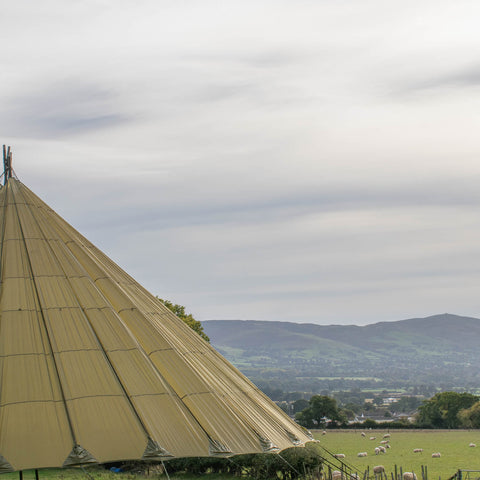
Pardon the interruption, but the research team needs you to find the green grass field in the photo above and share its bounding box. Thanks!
[313,429,480,479]
[2,431,479,480]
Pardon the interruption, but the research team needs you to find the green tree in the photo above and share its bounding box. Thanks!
[340,407,356,421]
[343,402,362,414]
[458,401,480,428]
[417,392,478,428]
[292,399,309,414]
[158,298,210,342]
[389,396,423,414]
[296,395,340,428]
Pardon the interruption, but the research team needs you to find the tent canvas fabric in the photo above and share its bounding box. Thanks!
[0,177,312,472]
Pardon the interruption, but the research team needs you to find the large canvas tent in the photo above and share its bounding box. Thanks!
[0,148,312,472]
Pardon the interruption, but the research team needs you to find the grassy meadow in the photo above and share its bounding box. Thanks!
[313,429,480,479]
[3,431,480,480]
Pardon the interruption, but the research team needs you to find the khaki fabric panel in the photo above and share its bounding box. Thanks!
[0,402,72,471]
[83,308,140,351]
[79,242,136,287]
[0,184,5,207]
[182,393,261,454]
[108,350,170,396]
[208,355,310,443]
[117,308,173,355]
[138,311,202,361]
[0,277,36,311]
[68,238,310,448]
[153,319,310,448]
[62,241,108,281]
[18,237,60,277]
[132,396,209,458]
[184,351,311,446]
[0,354,64,406]
[185,351,306,443]
[95,277,138,313]
[159,323,311,447]
[1,238,30,279]
[68,277,112,310]
[142,310,208,355]
[2,201,23,242]
[0,310,48,357]
[33,276,81,310]
[67,396,146,463]
[158,348,294,449]
[149,351,208,399]
[42,236,89,279]
[53,350,125,400]
[43,308,99,353]
[0,311,68,406]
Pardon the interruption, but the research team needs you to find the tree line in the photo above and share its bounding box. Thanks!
[294,391,480,429]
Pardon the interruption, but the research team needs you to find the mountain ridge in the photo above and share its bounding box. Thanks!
[202,314,480,392]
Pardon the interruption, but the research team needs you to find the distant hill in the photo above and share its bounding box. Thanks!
[202,314,480,393]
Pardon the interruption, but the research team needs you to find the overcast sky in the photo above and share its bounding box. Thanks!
[2,1,480,325]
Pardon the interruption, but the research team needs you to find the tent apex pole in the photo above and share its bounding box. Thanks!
[2,145,12,185]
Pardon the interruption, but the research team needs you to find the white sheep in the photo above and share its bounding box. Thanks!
[413,448,423,453]
[374,447,380,455]
[373,465,385,474]
[332,471,343,480]
[357,452,368,457]
[350,474,360,480]
[361,432,366,437]
[431,452,441,458]
[385,444,391,449]
[378,446,386,453]
[380,440,389,444]
[403,473,417,480]
[469,443,476,447]
[322,430,327,435]
[383,434,391,439]
[333,453,345,459]
[369,436,376,440]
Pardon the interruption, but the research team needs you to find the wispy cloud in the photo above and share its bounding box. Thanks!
[3,0,480,324]
[396,64,480,96]
[1,82,129,137]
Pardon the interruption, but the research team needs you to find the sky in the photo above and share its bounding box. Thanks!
[2,1,480,325]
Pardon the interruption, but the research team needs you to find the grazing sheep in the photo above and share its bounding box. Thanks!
[403,473,417,480]
[413,448,423,453]
[332,471,343,480]
[383,434,391,439]
[350,474,360,480]
[385,444,391,449]
[333,453,345,459]
[373,465,385,474]
[357,452,368,457]
[378,446,386,453]
[380,440,389,444]
[374,447,380,455]
[469,443,476,447]
[322,430,327,435]
[431,452,441,458]
[369,436,376,440]
[361,432,366,437]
